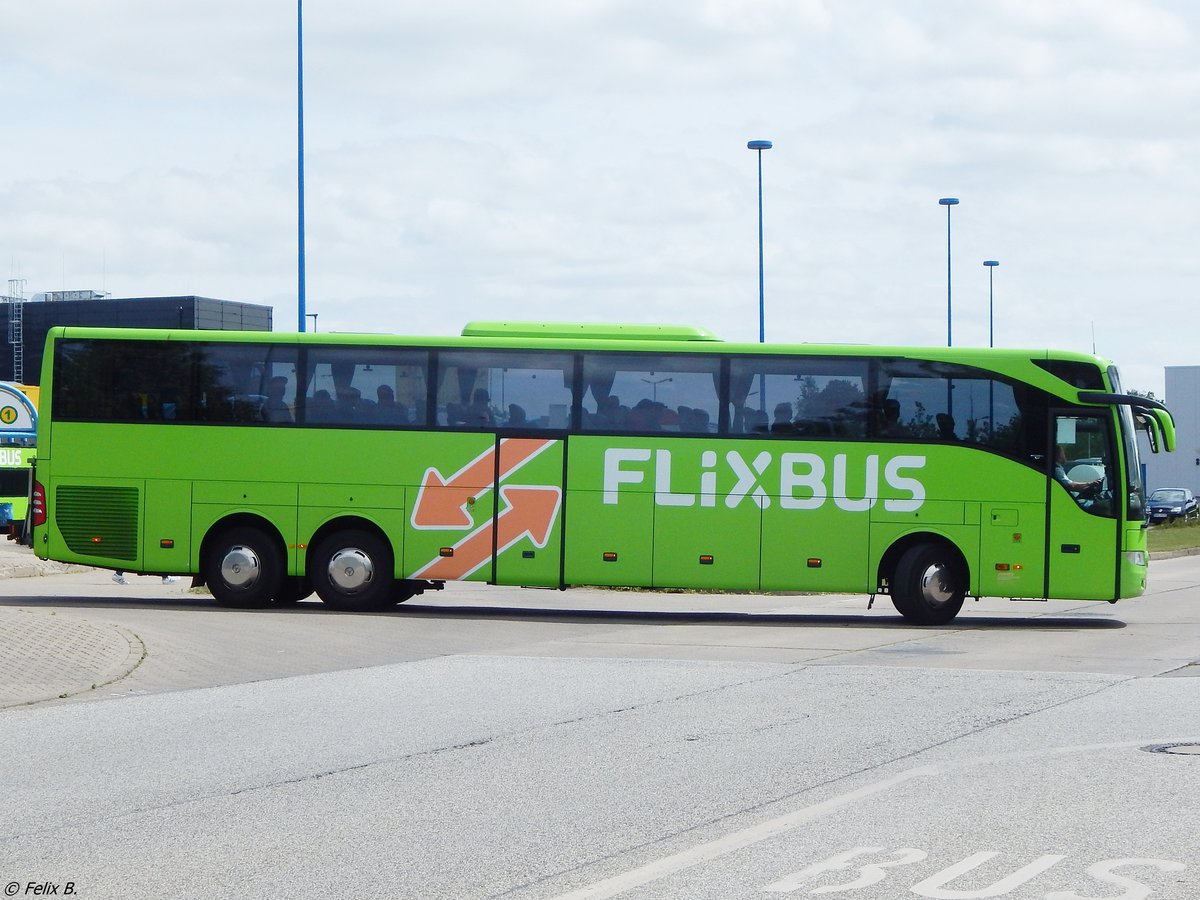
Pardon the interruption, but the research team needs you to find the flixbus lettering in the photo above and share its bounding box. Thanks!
[602,447,926,512]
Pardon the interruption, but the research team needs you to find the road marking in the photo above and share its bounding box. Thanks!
[548,765,937,900]
[548,737,1191,900]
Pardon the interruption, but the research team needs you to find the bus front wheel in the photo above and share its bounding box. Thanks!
[891,543,966,625]
[204,526,284,609]
[311,529,394,612]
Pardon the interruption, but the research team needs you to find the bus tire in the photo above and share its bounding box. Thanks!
[204,526,284,609]
[891,542,966,625]
[273,575,313,605]
[311,528,394,612]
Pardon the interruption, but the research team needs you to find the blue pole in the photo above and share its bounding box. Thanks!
[984,260,1000,348]
[757,150,765,344]
[748,140,772,343]
[297,0,307,333]
[939,198,959,347]
[945,204,952,347]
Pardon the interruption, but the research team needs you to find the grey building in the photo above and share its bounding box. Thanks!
[0,293,273,385]
[1140,366,1200,496]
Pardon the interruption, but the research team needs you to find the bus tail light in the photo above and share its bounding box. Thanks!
[31,481,46,527]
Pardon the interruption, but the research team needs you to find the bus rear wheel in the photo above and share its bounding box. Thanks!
[204,526,284,609]
[891,543,966,625]
[311,529,394,612]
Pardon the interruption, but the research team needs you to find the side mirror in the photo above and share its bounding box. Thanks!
[1141,407,1176,452]
[1137,412,1161,454]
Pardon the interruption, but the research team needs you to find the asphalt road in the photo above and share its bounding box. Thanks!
[1,554,1198,900]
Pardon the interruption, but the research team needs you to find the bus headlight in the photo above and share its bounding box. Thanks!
[1125,551,1147,567]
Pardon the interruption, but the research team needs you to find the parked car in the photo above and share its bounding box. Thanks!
[1146,488,1199,524]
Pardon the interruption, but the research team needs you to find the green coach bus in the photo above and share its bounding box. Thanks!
[29,323,1175,624]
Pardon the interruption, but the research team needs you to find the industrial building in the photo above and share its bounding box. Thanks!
[0,288,273,385]
[1141,366,1200,497]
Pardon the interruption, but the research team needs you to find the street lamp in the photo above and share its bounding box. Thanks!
[640,376,672,402]
[983,260,999,347]
[939,198,959,347]
[306,313,318,333]
[748,140,773,344]
[297,0,307,333]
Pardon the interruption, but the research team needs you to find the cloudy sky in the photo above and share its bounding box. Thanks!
[3,1,1197,396]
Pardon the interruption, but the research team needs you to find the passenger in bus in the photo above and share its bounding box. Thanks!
[507,403,528,427]
[936,413,957,441]
[335,387,364,422]
[308,390,336,423]
[881,399,907,437]
[466,389,494,427]
[374,384,409,424]
[597,395,628,429]
[745,408,769,434]
[262,376,293,424]
[771,402,797,434]
[628,398,666,431]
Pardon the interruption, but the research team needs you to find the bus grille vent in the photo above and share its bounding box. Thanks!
[56,485,139,561]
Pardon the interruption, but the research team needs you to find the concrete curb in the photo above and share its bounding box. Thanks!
[1149,546,1200,560]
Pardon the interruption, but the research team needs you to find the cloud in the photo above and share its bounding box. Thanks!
[3,0,1199,396]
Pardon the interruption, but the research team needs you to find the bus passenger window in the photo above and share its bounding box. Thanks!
[729,357,868,438]
[581,353,719,434]
[437,350,572,430]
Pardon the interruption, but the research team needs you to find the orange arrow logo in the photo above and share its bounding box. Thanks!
[414,484,562,581]
[411,438,554,529]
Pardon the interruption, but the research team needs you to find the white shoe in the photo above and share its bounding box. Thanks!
[161,576,178,585]
[112,573,129,585]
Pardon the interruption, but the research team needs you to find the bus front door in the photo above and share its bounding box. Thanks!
[1046,412,1119,601]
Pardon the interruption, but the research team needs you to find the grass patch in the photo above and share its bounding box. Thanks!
[1147,518,1200,553]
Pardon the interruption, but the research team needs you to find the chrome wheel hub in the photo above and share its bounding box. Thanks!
[328,548,374,594]
[221,545,261,589]
[919,562,955,607]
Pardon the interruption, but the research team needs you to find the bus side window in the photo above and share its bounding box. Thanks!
[728,357,868,438]
[581,353,719,434]
[437,350,573,431]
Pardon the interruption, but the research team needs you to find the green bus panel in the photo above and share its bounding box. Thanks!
[1047,489,1118,600]
[1120,525,1149,598]
[143,480,192,573]
[761,506,869,593]
[977,502,1046,598]
[562,488,654,588]
[563,438,654,586]
[652,500,761,591]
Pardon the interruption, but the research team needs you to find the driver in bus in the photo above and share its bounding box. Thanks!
[1054,445,1102,499]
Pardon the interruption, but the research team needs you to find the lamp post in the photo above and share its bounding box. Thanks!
[983,260,999,347]
[640,376,672,402]
[306,313,318,333]
[297,0,307,333]
[939,198,959,347]
[748,140,773,344]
